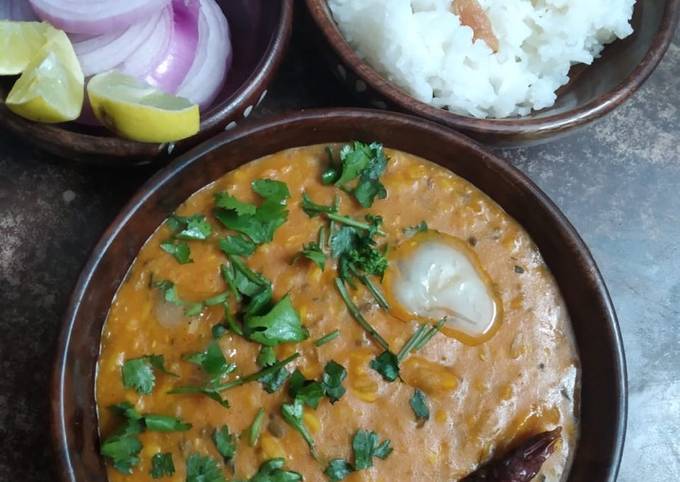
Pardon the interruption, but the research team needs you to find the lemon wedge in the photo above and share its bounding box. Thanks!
[5,28,84,123]
[0,21,53,75]
[87,71,200,143]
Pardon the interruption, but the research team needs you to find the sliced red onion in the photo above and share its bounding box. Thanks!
[70,12,162,77]
[0,0,38,20]
[29,0,171,35]
[118,0,199,95]
[177,0,231,109]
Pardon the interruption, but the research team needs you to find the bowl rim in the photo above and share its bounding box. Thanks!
[50,108,627,481]
[305,0,680,137]
[0,0,295,165]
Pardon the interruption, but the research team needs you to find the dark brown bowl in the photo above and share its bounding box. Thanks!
[51,109,626,481]
[305,0,679,147]
[0,0,294,166]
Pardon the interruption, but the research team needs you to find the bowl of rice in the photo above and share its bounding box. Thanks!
[305,0,680,146]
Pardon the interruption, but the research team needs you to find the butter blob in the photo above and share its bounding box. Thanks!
[384,232,500,343]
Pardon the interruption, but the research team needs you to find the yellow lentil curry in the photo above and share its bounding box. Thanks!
[96,144,580,482]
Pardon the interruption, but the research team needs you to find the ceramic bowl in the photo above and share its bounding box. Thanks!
[51,109,626,481]
[0,0,294,166]
[305,0,679,147]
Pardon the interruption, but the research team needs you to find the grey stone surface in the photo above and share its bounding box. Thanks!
[0,20,678,482]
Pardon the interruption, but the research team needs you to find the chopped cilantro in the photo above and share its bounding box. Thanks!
[301,193,338,217]
[281,399,316,456]
[249,458,302,482]
[170,354,301,403]
[243,294,309,346]
[369,351,400,382]
[160,240,192,264]
[183,341,235,383]
[185,453,226,482]
[219,235,257,256]
[213,180,290,245]
[121,355,177,395]
[150,452,175,479]
[324,459,353,481]
[288,370,324,409]
[335,278,390,351]
[100,416,143,474]
[251,179,290,204]
[212,426,237,464]
[101,403,189,474]
[259,364,291,394]
[292,242,326,270]
[166,214,213,240]
[248,408,266,447]
[403,221,428,237]
[143,414,192,432]
[329,142,388,208]
[410,389,430,424]
[396,318,446,362]
[257,346,277,367]
[352,430,393,470]
[152,279,204,317]
[321,361,347,403]
[314,330,340,347]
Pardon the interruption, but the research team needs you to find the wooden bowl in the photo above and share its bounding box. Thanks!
[0,0,294,166]
[305,0,679,147]
[51,109,626,481]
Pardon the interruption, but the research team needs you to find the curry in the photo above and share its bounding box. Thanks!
[96,144,580,482]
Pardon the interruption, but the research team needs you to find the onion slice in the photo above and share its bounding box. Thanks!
[29,0,171,35]
[70,12,163,77]
[118,0,200,94]
[0,0,38,20]
[177,0,232,109]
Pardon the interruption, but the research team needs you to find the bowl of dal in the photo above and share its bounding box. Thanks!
[305,0,679,146]
[51,109,626,481]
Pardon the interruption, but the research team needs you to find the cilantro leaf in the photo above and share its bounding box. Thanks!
[251,179,290,204]
[250,458,302,482]
[109,401,143,420]
[301,193,338,218]
[244,294,309,346]
[212,426,237,463]
[150,452,175,479]
[122,355,177,395]
[321,361,347,403]
[100,418,143,474]
[293,242,326,270]
[121,358,155,395]
[185,453,226,482]
[248,408,266,447]
[184,341,235,383]
[331,142,388,208]
[259,364,291,394]
[281,399,316,454]
[167,385,231,409]
[409,389,430,424]
[335,142,372,187]
[314,330,340,347]
[352,430,393,470]
[324,459,353,481]
[160,240,192,264]
[167,214,213,240]
[330,226,358,259]
[288,370,324,409]
[144,414,192,432]
[214,193,257,215]
[219,235,257,256]
[214,181,290,245]
[369,351,400,382]
[403,221,428,237]
[257,346,277,367]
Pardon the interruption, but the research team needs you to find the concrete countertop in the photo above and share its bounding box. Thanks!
[0,21,677,482]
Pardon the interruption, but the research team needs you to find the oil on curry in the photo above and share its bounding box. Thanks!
[96,143,580,481]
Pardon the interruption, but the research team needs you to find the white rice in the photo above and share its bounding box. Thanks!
[328,0,636,118]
